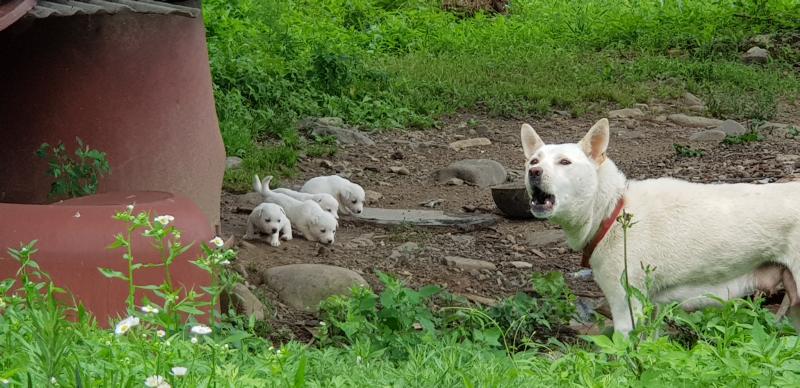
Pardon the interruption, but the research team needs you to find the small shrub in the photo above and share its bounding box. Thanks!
[673,143,705,157]
[35,137,111,200]
[723,129,765,145]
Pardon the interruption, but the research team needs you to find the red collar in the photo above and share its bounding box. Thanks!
[581,197,625,268]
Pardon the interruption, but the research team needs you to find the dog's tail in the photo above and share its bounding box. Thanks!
[253,174,275,196]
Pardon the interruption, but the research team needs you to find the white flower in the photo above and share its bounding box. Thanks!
[50,377,57,384]
[319,321,326,326]
[140,305,159,314]
[156,330,166,338]
[154,215,175,226]
[114,316,140,335]
[219,260,230,266]
[190,325,212,335]
[126,204,134,212]
[144,375,170,388]
[165,340,171,347]
[1,378,9,385]
[210,236,224,248]
[0,298,6,308]
[171,367,188,377]
[190,337,198,344]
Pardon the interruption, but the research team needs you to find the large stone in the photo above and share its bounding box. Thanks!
[432,159,507,187]
[683,92,704,107]
[608,108,644,119]
[237,192,264,211]
[525,229,565,247]
[298,117,374,145]
[716,120,747,137]
[365,190,383,204]
[689,129,726,143]
[444,256,496,270]
[263,264,368,312]
[667,114,724,128]
[742,46,769,64]
[231,284,267,320]
[226,156,243,170]
[449,137,492,150]
[354,207,496,229]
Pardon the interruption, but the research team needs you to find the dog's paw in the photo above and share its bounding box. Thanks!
[270,240,281,247]
[242,233,256,240]
[281,233,293,241]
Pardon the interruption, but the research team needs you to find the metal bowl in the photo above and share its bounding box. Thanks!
[491,181,536,219]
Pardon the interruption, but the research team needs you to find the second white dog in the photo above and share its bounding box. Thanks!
[254,175,338,245]
[244,203,292,247]
[272,187,340,219]
[301,175,365,216]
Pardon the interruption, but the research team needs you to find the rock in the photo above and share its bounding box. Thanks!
[461,293,499,307]
[608,108,644,119]
[525,229,565,247]
[365,190,383,204]
[345,233,375,249]
[570,268,593,281]
[263,264,368,312]
[749,34,772,48]
[298,117,374,145]
[389,166,410,175]
[716,120,747,136]
[318,160,334,169]
[432,159,507,187]
[397,242,420,255]
[420,199,444,208]
[226,156,243,170]
[391,151,404,160]
[683,92,704,107]
[355,207,497,229]
[689,129,726,143]
[776,154,800,164]
[230,284,267,320]
[667,114,724,128]
[444,256,496,270]
[633,103,649,111]
[509,261,533,269]
[742,46,769,64]
[450,235,475,245]
[448,137,492,150]
[446,178,464,186]
[237,192,264,210]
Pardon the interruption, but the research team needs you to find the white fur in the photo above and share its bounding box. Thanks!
[301,175,365,216]
[244,203,292,246]
[521,118,800,335]
[254,175,337,244]
[273,188,340,219]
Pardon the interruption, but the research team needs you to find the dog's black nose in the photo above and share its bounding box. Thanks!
[271,228,278,233]
[529,167,543,178]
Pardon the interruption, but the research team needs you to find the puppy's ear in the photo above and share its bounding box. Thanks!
[578,118,610,165]
[520,124,544,159]
[279,207,286,216]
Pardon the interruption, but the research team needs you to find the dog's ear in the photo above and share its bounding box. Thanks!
[520,123,544,159]
[279,207,286,216]
[253,175,262,193]
[578,118,610,165]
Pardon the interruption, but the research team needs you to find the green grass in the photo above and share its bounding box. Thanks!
[204,0,800,190]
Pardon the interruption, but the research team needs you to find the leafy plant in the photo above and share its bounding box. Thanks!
[36,137,111,200]
[673,143,705,157]
[723,129,765,145]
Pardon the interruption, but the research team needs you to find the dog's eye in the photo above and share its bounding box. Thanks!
[352,200,357,204]
[321,229,326,233]
[530,158,539,165]
[265,219,270,222]
[559,159,572,165]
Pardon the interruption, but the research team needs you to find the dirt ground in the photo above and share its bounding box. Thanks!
[221,103,800,341]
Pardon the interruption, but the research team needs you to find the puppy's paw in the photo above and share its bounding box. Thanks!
[270,240,281,247]
[281,233,293,241]
[243,233,257,240]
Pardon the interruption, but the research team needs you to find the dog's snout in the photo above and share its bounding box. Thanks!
[356,209,362,214]
[529,167,543,178]
[271,228,278,234]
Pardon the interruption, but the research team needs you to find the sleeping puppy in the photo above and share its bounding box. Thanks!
[272,187,340,219]
[254,175,338,245]
[243,202,292,247]
[301,175,365,216]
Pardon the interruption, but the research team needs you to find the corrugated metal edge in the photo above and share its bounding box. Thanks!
[0,0,36,31]
[27,0,199,19]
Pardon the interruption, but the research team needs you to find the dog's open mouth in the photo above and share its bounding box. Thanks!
[530,186,556,214]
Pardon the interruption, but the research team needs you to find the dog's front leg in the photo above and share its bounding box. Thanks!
[269,232,280,247]
[593,262,643,336]
[243,219,257,241]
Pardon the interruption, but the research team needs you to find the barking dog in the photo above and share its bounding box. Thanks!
[254,175,338,245]
[244,202,292,247]
[272,187,340,219]
[301,175,365,216]
[520,118,800,335]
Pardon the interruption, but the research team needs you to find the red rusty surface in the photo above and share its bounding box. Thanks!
[0,0,34,32]
[0,11,225,228]
[0,191,213,326]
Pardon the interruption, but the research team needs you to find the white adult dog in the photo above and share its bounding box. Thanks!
[272,187,340,219]
[520,118,800,335]
[254,175,338,245]
[301,175,365,216]
[244,203,292,247]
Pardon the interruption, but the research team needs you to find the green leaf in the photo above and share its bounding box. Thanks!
[98,268,127,280]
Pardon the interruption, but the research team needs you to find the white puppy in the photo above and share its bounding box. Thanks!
[254,175,338,245]
[272,187,339,219]
[243,203,292,247]
[301,175,365,216]
[520,118,800,336]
